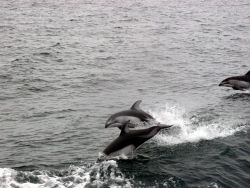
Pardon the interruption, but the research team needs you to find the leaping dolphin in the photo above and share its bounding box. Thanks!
[105,100,156,128]
[219,70,250,91]
[102,121,172,157]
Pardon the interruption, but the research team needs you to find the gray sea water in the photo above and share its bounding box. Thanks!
[0,0,250,187]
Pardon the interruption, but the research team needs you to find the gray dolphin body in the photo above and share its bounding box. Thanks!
[219,70,250,91]
[103,123,172,157]
[105,100,155,128]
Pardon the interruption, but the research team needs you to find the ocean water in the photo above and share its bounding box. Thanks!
[0,0,250,187]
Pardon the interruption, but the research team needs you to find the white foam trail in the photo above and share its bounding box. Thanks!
[0,160,132,188]
[149,104,248,145]
[0,168,17,188]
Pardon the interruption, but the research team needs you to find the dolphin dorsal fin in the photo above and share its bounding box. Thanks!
[130,100,142,111]
[245,70,250,76]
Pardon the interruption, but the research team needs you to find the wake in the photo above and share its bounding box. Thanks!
[149,104,248,145]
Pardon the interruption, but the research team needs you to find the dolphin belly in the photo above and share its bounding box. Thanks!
[116,116,143,125]
[109,144,136,157]
[229,80,250,90]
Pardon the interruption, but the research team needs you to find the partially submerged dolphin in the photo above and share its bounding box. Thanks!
[103,121,172,157]
[219,70,250,91]
[105,100,155,128]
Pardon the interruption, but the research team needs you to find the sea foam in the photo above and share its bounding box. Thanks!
[0,160,132,188]
[149,104,248,145]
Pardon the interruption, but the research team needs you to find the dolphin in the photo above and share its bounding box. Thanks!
[105,100,156,128]
[219,70,250,91]
[102,121,172,157]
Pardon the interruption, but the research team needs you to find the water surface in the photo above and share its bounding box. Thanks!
[0,0,250,187]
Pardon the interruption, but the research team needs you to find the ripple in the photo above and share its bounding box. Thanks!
[22,109,76,119]
[220,146,238,158]
[224,93,250,101]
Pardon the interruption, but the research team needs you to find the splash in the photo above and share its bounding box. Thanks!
[0,160,132,188]
[149,104,247,145]
[98,152,132,161]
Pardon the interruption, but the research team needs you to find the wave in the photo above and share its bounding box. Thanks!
[223,92,250,101]
[149,104,248,145]
[0,160,132,188]
[0,160,188,188]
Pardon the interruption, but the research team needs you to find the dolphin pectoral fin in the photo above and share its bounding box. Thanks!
[130,100,142,111]
[120,121,131,135]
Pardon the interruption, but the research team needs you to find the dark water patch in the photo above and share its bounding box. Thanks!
[26,86,50,93]
[193,177,235,188]
[22,109,76,119]
[11,58,21,62]
[0,74,12,81]
[118,160,186,188]
[0,25,15,31]
[17,84,59,94]
[236,158,250,175]
[34,52,52,57]
[51,42,61,47]
[31,78,49,83]
[220,146,238,158]
[56,116,67,119]
[0,96,16,100]
[95,56,116,61]
[134,134,250,187]
[13,165,45,172]
[15,171,42,184]
[13,142,41,149]
[56,58,63,62]
[223,93,250,101]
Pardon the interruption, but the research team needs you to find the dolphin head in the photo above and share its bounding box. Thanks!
[219,78,232,87]
[219,77,250,90]
[105,115,123,128]
[105,112,139,128]
[219,70,250,89]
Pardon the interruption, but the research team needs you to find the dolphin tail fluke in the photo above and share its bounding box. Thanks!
[245,70,250,76]
[158,123,173,129]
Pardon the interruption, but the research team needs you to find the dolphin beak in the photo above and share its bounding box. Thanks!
[219,80,226,86]
[219,81,233,87]
[219,81,225,86]
[105,122,110,128]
